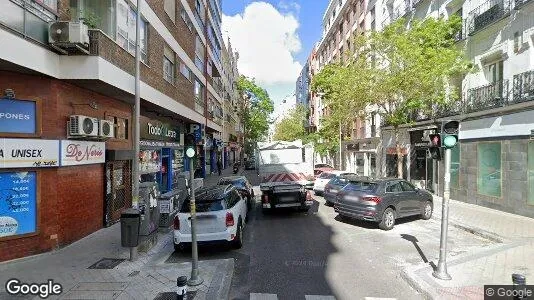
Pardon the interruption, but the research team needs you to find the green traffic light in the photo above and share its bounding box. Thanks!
[443,135,457,148]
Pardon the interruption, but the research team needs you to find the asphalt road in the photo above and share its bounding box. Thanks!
[168,169,493,300]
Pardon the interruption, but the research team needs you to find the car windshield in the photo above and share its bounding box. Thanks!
[344,181,378,192]
[330,176,349,186]
[219,179,246,188]
[319,172,336,179]
[180,199,225,213]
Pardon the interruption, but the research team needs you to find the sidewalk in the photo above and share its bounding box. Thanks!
[0,223,234,300]
[401,196,534,300]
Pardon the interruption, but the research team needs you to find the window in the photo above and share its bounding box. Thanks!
[477,142,501,197]
[528,142,534,205]
[514,32,523,53]
[180,63,192,82]
[359,20,365,31]
[194,78,205,113]
[488,60,503,83]
[386,182,403,193]
[207,60,213,77]
[164,0,176,23]
[180,8,193,32]
[195,35,205,72]
[163,45,175,83]
[450,145,460,188]
[400,181,416,192]
[114,117,129,140]
[117,0,148,63]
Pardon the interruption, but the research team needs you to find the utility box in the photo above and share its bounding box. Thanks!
[120,208,140,247]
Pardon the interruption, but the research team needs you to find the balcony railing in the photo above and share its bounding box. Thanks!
[467,0,511,35]
[412,0,424,7]
[512,70,534,103]
[515,0,532,8]
[465,79,509,113]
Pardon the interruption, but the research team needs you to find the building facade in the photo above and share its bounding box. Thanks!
[376,0,534,217]
[0,0,242,261]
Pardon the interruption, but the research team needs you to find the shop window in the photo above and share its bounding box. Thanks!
[528,142,534,205]
[450,144,460,188]
[477,142,502,197]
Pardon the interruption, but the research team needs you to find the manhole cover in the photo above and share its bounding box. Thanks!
[154,291,197,300]
[88,258,125,269]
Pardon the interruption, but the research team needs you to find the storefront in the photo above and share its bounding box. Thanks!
[342,138,379,177]
[139,117,184,195]
[408,126,439,191]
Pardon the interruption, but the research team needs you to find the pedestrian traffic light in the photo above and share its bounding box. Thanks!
[184,133,195,147]
[441,120,459,149]
[429,133,441,148]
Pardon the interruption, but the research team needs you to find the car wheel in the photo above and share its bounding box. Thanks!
[379,208,395,230]
[421,200,433,220]
[233,221,243,249]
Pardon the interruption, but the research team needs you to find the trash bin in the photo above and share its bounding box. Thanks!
[121,208,140,247]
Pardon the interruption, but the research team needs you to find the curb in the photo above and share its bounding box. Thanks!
[206,258,235,300]
[400,266,436,300]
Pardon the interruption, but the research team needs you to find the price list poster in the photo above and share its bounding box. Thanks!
[0,172,37,237]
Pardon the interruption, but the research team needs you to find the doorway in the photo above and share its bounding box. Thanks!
[104,160,132,227]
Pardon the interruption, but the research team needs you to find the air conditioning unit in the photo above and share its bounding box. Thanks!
[49,22,90,54]
[69,115,99,137]
[99,119,114,138]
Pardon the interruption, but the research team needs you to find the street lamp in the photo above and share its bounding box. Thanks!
[185,146,203,286]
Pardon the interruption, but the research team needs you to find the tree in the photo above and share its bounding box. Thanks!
[272,104,308,141]
[236,76,274,155]
[312,16,473,178]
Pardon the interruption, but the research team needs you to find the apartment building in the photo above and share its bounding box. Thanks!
[377,0,534,217]
[0,0,242,261]
[307,0,382,175]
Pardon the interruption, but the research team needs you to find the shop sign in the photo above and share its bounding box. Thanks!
[0,98,37,134]
[410,129,436,147]
[141,119,180,142]
[0,138,59,168]
[346,143,359,151]
[140,140,182,148]
[60,140,105,166]
[0,171,37,237]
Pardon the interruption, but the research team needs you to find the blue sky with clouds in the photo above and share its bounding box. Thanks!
[221,0,328,119]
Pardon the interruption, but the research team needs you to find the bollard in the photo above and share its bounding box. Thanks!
[176,276,188,300]
[512,273,526,300]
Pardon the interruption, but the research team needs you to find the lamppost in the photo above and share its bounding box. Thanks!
[185,146,203,286]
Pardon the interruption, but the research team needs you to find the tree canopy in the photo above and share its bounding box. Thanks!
[272,104,308,142]
[236,76,274,153]
[311,16,474,177]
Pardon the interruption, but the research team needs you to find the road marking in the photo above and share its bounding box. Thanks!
[250,293,278,300]
[305,295,337,300]
[364,298,397,300]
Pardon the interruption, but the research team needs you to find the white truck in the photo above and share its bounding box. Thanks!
[257,140,315,213]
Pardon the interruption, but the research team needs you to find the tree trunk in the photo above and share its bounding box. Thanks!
[395,127,403,179]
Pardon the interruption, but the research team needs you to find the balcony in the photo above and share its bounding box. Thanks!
[454,21,468,42]
[512,70,534,103]
[467,0,511,36]
[465,80,509,113]
[515,0,532,8]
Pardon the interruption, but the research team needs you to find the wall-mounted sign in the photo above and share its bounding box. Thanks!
[0,171,37,237]
[0,98,37,135]
[460,111,534,140]
[60,140,105,166]
[346,143,359,151]
[0,138,59,168]
[140,117,180,142]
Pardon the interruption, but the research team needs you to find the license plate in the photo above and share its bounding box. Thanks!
[279,196,296,202]
[276,203,300,208]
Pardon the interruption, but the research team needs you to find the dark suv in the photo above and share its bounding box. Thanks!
[334,178,433,230]
[217,176,255,209]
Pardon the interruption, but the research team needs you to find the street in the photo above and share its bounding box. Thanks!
[168,169,494,300]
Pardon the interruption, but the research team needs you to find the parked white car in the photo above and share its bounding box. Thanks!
[313,171,356,195]
[173,185,248,251]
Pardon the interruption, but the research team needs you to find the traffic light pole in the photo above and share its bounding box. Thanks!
[433,147,452,280]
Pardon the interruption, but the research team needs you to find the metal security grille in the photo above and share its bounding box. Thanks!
[105,160,132,227]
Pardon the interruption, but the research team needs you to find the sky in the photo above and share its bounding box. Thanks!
[221,0,328,120]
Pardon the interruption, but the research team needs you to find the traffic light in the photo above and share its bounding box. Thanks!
[428,133,442,160]
[184,133,195,147]
[441,120,459,149]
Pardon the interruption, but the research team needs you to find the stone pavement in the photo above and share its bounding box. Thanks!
[0,221,234,300]
[401,196,534,300]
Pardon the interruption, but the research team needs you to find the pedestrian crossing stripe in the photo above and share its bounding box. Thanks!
[249,294,397,300]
